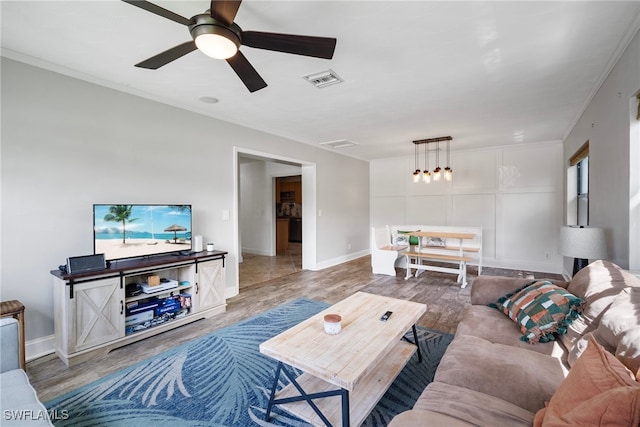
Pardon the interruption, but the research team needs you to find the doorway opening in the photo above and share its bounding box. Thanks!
[234,148,316,294]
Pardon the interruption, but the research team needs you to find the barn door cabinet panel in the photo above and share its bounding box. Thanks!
[195,258,225,312]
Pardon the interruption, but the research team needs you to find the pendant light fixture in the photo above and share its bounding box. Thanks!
[411,136,453,183]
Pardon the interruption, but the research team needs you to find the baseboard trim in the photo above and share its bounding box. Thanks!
[313,249,369,271]
[26,334,56,362]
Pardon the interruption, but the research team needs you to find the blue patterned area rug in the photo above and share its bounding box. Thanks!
[45,298,453,426]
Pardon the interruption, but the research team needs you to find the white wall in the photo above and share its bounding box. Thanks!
[239,159,273,256]
[370,142,564,273]
[563,29,640,272]
[0,58,369,358]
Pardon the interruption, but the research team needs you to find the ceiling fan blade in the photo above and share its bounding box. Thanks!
[242,31,336,59]
[226,51,267,93]
[210,0,242,27]
[135,41,197,69]
[121,1,193,26]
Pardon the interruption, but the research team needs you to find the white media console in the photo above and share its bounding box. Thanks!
[50,251,227,366]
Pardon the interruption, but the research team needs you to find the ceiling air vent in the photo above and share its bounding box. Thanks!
[303,69,344,88]
[319,139,357,149]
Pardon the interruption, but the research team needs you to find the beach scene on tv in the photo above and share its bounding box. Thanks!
[94,205,192,261]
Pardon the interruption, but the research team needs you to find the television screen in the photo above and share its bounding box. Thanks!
[94,204,192,261]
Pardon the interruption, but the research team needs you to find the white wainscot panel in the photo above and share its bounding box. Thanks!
[501,144,561,192]
[451,150,497,193]
[370,158,407,197]
[371,196,406,226]
[405,196,447,225]
[452,194,496,259]
[501,193,557,264]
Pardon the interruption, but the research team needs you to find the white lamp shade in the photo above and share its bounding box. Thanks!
[559,226,607,260]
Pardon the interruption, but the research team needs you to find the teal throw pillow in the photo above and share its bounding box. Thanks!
[489,280,584,344]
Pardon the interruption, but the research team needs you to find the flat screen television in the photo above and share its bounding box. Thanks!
[94,204,192,261]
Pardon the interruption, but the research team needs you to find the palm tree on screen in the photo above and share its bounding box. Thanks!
[104,205,139,244]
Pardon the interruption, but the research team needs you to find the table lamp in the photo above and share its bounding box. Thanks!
[559,225,607,275]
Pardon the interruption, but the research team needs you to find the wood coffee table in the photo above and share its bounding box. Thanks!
[259,292,427,426]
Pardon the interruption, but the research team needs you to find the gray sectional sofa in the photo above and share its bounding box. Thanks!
[0,317,52,426]
[390,260,640,426]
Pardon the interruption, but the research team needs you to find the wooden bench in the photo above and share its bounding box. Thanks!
[404,231,477,287]
[371,225,482,278]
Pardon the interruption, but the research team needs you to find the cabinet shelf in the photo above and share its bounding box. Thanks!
[51,251,227,366]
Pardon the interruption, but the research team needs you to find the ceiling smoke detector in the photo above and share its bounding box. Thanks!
[319,139,357,149]
[303,69,344,88]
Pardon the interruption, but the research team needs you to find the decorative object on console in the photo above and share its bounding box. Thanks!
[559,225,607,275]
[490,280,584,344]
[412,136,453,183]
[193,235,203,252]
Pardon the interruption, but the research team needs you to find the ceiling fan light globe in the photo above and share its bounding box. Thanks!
[195,33,238,59]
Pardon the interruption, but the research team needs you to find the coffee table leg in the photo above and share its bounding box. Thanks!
[341,388,350,426]
[265,362,283,421]
[265,361,349,426]
[402,325,423,363]
[412,324,423,363]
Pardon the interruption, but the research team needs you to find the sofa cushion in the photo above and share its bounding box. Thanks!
[561,260,640,351]
[455,306,566,357]
[388,409,475,427]
[433,334,566,413]
[413,381,535,427]
[569,287,640,373]
[533,335,640,427]
[491,280,584,344]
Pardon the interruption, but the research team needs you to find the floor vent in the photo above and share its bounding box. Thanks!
[319,139,357,149]
[303,69,344,88]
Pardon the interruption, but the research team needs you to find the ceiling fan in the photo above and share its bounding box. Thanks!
[122,0,337,93]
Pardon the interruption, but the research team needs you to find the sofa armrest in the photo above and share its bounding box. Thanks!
[0,318,21,373]
[471,276,570,306]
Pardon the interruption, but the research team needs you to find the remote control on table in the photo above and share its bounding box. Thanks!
[380,311,393,321]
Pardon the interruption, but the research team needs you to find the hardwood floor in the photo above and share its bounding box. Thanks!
[27,252,563,403]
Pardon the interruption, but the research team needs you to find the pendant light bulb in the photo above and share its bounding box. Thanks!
[444,167,453,181]
[433,167,441,181]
